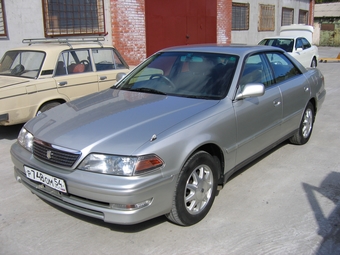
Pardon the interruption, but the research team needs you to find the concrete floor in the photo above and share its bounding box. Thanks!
[1,47,339,255]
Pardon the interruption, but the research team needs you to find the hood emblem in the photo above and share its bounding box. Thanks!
[46,150,53,159]
[150,134,157,142]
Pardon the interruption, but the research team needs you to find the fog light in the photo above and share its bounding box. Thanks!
[111,198,153,210]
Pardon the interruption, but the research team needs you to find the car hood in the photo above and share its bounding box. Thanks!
[26,89,219,155]
[0,75,30,88]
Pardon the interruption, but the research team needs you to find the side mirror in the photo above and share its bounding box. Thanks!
[296,47,303,52]
[116,72,126,82]
[235,84,265,100]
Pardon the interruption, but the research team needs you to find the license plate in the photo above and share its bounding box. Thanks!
[24,166,67,193]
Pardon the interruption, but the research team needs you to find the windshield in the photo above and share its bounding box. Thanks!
[0,50,45,79]
[259,38,294,52]
[117,52,238,99]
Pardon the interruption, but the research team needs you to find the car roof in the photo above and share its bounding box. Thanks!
[260,36,300,40]
[158,44,285,58]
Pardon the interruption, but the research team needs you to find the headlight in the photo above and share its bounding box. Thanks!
[18,127,34,152]
[78,154,164,176]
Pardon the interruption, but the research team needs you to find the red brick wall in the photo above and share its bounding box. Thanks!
[217,0,232,44]
[110,0,146,66]
[110,0,232,66]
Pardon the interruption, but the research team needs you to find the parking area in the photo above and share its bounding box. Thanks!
[1,47,340,255]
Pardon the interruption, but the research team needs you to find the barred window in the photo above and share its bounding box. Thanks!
[299,10,308,24]
[282,8,294,26]
[232,3,249,30]
[42,0,106,37]
[259,4,275,31]
[0,0,7,37]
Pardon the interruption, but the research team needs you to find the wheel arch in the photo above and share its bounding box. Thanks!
[192,143,225,186]
[312,56,317,67]
[36,98,66,114]
[308,97,317,117]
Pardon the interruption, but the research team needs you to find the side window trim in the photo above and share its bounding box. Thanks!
[260,53,275,88]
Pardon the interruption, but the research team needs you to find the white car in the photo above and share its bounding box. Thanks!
[259,25,319,68]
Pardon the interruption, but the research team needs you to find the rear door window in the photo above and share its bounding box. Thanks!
[92,48,128,71]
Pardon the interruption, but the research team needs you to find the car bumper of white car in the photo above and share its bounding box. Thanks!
[11,142,176,225]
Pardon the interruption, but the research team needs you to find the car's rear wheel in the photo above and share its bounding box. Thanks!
[166,151,218,226]
[36,102,61,116]
[311,57,317,68]
[290,102,315,145]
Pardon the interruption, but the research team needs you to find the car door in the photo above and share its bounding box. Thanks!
[301,37,314,67]
[265,52,311,137]
[54,49,98,101]
[233,53,283,165]
[91,48,131,91]
[293,38,310,67]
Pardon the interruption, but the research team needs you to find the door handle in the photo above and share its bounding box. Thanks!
[100,76,107,81]
[58,81,67,86]
[273,100,281,106]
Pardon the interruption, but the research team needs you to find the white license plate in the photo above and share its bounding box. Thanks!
[24,166,67,193]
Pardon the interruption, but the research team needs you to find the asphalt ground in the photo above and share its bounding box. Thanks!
[1,47,340,255]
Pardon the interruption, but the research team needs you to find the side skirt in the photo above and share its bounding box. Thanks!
[221,130,297,186]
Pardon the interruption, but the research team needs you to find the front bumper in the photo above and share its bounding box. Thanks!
[11,142,176,225]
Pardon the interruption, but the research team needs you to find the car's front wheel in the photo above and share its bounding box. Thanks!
[166,151,218,226]
[290,102,315,145]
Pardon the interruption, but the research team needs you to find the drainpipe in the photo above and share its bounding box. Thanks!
[309,0,315,25]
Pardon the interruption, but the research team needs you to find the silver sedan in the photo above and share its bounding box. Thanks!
[11,45,326,226]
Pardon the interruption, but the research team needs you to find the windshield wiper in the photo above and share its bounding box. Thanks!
[130,87,167,95]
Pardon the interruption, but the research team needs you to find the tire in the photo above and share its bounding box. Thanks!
[290,102,315,145]
[166,151,218,226]
[36,102,61,116]
[311,58,317,68]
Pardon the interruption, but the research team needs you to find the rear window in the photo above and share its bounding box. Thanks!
[259,38,294,52]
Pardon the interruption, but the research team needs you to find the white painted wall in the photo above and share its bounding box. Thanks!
[313,22,321,45]
[0,1,43,57]
[231,0,311,45]
[0,0,112,58]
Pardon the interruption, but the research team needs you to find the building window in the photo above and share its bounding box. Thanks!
[299,10,308,24]
[42,0,106,37]
[0,0,7,37]
[232,3,249,30]
[282,8,294,26]
[259,4,275,31]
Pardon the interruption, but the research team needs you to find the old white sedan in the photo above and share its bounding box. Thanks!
[11,44,326,226]
[0,37,131,126]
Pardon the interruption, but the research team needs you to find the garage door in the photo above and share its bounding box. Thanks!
[145,0,217,56]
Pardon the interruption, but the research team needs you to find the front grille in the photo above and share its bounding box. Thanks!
[33,139,81,168]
